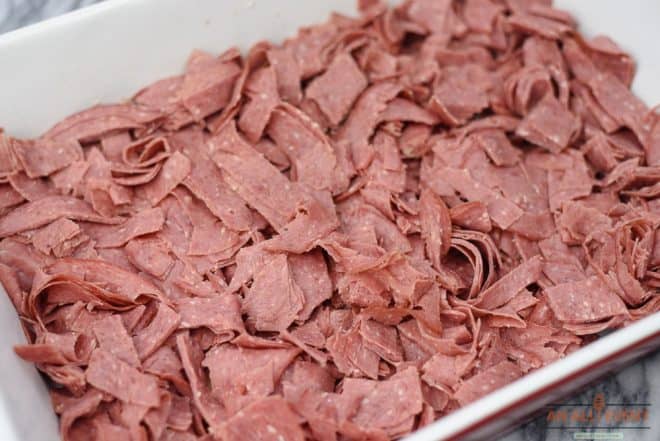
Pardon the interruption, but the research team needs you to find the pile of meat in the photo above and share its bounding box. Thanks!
[1,0,659,440]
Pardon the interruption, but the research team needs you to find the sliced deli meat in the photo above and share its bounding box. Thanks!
[13,138,82,178]
[454,360,523,405]
[2,1,660,440]
[516,93,581,153]
[85,349,160,407]
[133,303,181,360]
[210,121,305,230]
[43,103,162,144]
[430,64,492,126]
[30,218,86,257]
[91,315,140,366]
[545,276,629,324]
[220,396,305,441]
[124,237,174,279]
[141,151,192,206]
[94,207,165,248]
[176,295,244,335]
[0,196,122,238]
[306,52,368,126]
[242,253,305,332]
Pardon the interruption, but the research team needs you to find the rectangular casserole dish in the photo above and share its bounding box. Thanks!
[0,1,658,440]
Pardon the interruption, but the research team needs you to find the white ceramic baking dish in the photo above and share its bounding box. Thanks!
[0,1,658,440]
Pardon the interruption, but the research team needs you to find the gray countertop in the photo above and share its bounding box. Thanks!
[0,1,658,440]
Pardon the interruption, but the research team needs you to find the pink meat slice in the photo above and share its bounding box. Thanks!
[144,390,173,439]
[8,171,57,202]
[557,201,612,246]
[134,75,183,111]
[342,367,423,436]
[582,132,619,172]
[242,253,304,332]
[0,184,24,210]
[454,360,523,406]
[122,136,171,169]
[475,255,543,310]
[100,130,132,162]
[406,0,454,35]
[379,98,440,126]
[507,12,572,40]
[359,318,404,364]
[141,151,192,206]
[13,138,82,178]
[182,151,254,232]
[547,153,593,212]
[439,167,523,229]
[124,237,174,279]
[92,315,140,367]
[46,258,163,303]
[306,52,368,126]
[179,53,242,121]
[172,187,244,258]
[220,396,305,441]
[267,104,337,191]
[284,360,335,392]
[422,353,462,390]
[176,295,245,335]
[288,250,333,321]
[262,191,339,254]
[267,47,302,105]
[523,36,569,103]
[253,137,290,169]
[588,72,648,138]
[43,103,162,144]
[203,343,300,413]
[327,323,380,379]
[239,66,280,142]
[133,303,181,360]
[85,349,160,407]
[188,220,243,258]
[111,163,164,187]
[0,195,122,238]
[210,121,305,230]
[583,36,635,85]
[419,188,452,270]
[30,218,83,257]
[545,275,629,324]
[336,81,402,170]
[505,64,554,116]
[430,64,492,126]
[58,389,104,440]
[167,395,193,432]
[475,129,522,166]
[14,341,73,366]
[143,346,190,397]
[516,94,580,153]
[449,201,492,233]
[647,118,660,166]
[95,207,165,248]
[463,0,504,32]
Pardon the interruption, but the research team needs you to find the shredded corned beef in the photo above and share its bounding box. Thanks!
[1,0,658,439]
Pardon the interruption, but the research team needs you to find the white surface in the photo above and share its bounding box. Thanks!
[0,0,358,137]
[0,1,659,441]
[555,0,660,106]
